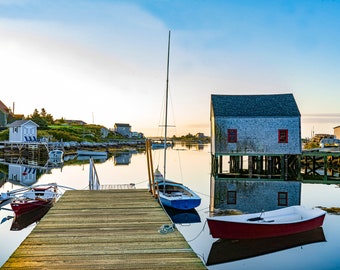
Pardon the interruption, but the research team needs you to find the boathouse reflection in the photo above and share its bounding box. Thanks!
[210,179,301,214]
[114,151,134,165]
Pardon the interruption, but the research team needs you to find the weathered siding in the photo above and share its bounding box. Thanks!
[210,94,302,156]
[212,116,301,155]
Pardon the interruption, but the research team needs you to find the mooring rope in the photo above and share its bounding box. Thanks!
[158,223,176,234]
[187,219,208,242]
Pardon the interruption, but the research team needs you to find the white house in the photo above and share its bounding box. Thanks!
[7,120,39,142]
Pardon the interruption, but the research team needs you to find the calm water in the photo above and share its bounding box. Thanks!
[1,144,340,269]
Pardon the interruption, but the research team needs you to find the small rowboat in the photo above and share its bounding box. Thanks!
[207,205,326,239]
[153,168,201,210]
[156,180,201,210]
[10,185,58,216]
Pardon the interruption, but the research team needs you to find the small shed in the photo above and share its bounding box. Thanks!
[7,120,39,142]
[210,94,301,155]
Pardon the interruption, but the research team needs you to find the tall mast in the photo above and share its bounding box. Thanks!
[164,30,171,181]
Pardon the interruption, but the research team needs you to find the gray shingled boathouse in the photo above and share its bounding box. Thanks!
[210,93,302,211]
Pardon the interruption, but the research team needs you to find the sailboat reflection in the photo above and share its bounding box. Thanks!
[206,227,326,266]
[164,206,201,224]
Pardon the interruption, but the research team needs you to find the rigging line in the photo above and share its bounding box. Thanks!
[154,63,168,171]
[176,149,184,182]
[157,86,166,137]
[167,85,177,135]
[131,179,149,186]
[152,147,161,171]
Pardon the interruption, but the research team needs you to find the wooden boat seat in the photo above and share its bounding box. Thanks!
[263,214,302,223]
[247,213,302,223]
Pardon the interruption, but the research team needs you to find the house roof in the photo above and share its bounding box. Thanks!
[114,123,131,127]
[7,119,39,127]
[211,94,300,117]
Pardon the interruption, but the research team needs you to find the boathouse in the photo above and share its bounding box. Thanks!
[210,93,302,211]
[211,94,301,156]
[7,120,39,142]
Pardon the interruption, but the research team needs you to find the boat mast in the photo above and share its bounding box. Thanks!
[164,30,171,181]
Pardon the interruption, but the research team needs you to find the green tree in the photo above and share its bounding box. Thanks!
[27,108,54,128]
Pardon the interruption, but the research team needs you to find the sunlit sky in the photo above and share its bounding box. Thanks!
[1,0,340,138]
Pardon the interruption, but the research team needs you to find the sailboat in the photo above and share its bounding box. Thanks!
[153,31,201,211]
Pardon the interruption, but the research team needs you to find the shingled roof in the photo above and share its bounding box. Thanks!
[7,119,39,127]
[211,94,300,117]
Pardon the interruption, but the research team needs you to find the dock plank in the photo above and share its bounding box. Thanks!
[2,189,206,269]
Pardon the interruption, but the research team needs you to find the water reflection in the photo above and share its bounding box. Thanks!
[76,155,107,162]
[211,178,302,214]
[164,206,201,224]
[0,157,63,187]
[0,144,340,269]
[206,227,326,266]
[10,204,51,231]
[114,151,134,165]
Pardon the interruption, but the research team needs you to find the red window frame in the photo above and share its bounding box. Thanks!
[227,191,237,204]
[278,129,288,143]
[278,192,288,206]
[228,129,238,143]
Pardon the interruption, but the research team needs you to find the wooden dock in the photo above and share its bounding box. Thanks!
[2,189,206,269]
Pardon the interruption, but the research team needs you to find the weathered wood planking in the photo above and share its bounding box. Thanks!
[2,189,206,269]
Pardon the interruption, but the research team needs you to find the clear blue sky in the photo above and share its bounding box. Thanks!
[1,0,339,138]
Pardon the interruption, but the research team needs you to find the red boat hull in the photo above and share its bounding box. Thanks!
[11,199,53,216]
[207,213,326,239]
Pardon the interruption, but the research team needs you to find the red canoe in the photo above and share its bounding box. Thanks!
[207,205,326,239]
